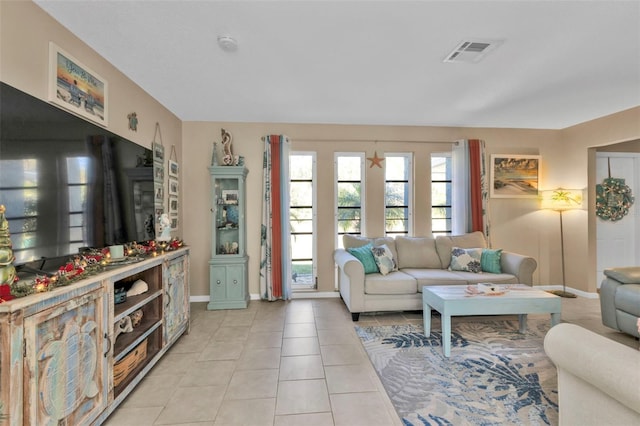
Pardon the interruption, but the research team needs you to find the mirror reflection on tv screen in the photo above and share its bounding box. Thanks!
[0,82,155,268]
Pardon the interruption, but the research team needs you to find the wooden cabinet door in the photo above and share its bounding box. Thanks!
[164,255,189,343]
[226,265,245,301]
[23,289,108,426]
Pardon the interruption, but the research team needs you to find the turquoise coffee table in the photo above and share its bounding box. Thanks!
[422,284,561,357]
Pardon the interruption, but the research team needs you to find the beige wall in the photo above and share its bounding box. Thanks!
[0,1,183,226]
[4,2,640,299]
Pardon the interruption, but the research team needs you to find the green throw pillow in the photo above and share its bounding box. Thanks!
[347,243,379,274]
[481,248,503,274]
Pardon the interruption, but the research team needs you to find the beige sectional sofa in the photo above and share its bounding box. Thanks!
[544,323,640,425]
[334,231,537,321]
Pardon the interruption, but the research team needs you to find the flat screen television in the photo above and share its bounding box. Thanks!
[0,82,156,270]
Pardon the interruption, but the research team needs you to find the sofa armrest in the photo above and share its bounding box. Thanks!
[544,323,640,425]
[500,251,537,285]
[334,249,365,315]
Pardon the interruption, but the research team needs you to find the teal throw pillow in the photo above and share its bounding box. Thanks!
[481,248,503,274]
[371,244,398,276]
[347,243,379,274]
[450,247,483,273]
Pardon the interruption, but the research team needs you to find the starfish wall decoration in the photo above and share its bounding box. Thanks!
[367,151,385,168]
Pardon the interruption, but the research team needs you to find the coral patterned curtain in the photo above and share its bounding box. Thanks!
[452,139,490,241]
[260,135,292,300]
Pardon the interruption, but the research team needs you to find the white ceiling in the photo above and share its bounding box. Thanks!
[35,0,640,129]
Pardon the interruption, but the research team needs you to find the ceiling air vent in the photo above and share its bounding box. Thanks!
[443,39,504,63]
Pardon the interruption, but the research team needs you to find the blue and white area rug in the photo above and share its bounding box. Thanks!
[356,319,558,426]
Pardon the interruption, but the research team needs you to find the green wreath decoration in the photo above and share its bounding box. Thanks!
[595,177,634,221]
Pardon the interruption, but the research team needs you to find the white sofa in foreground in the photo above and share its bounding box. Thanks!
[544,323,640,426]
[334,231,537,321]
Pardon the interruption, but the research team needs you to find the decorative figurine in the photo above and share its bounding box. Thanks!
[0,205,17,291]
[221,128,234,165]
[157,213,172,241]
[127,112,138,131]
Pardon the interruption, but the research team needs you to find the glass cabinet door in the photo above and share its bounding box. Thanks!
[214,177,241,255]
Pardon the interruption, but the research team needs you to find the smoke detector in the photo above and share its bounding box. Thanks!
[443,39,504,63]
[217,35,238,52]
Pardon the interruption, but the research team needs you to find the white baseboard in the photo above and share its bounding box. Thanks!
[191,287,598,303]
[534,285,599,299]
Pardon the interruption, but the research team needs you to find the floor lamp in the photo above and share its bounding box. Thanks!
[540,188,584,298]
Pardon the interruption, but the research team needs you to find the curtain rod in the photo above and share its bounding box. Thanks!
[289,138,458,144]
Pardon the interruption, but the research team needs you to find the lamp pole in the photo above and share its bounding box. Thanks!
[550,209,577,298]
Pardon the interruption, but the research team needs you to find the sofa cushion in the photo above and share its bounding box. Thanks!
[346,243,379,274]
[343,235,399,263]
[615,284,640,315]
[481,248,503,274]
[450,247,483,273]
[395,236,442,269]
[371,244,398,275]
[402,269,469,287]
[364,271,417,295]
[436,231,487,268]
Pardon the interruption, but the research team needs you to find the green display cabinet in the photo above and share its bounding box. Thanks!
[208,166,249,310]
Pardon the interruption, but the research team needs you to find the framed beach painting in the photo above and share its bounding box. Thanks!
[490,154,541,198]
[48,42,108,126]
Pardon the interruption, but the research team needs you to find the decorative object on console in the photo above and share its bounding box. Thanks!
[0,205,17,302]
[490,154,540,198]
[157,213,172,241]
[114,287,127,304]
[221,128,239,165]
[130,309,144,328]
[48,42,108,126]
[595,158,634,221]
[127,112,138,131]
[127,279,149,297]
[540,188,584,298]
[114,315,133,341]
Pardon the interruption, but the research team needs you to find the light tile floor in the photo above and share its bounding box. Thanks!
[104,295,637,425]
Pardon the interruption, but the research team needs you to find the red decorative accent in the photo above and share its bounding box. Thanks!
[270,135,283,298]
[469,139,484,233]
[0,284,14,302]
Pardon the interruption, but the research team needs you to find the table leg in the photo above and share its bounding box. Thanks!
[423,305,432,337]
[550,312,561,326]
[442,312,451,357]
[518,314,527,333]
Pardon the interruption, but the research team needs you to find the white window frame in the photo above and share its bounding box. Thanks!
[289,151,317,290]
[334,152,365,249]
[384,152,413,237]
[431,152,453,236]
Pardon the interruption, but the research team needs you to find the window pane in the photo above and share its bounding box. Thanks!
[291,260,313,284]
[290,181,312,206]
[337,182,361,207]
[290,155,313,179]
[0,159,38,187]
[431,182,451,206]
[337,157,361,181]
[431,156,451,180]
[290,233,313,259]
[385,157,407,180]
[68,186,87,212]
[66,157,90,184]
[385,182,408,206]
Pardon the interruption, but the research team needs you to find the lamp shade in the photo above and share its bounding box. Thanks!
[540,188,584,211]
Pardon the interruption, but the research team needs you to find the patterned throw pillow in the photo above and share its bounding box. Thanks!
[371,244,398,275]
[449,247,483,273]
[481,248,503,274]
[347,243,379,274]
